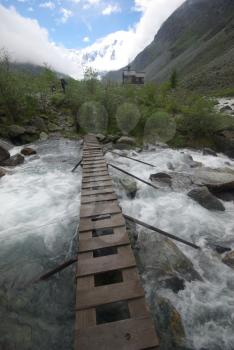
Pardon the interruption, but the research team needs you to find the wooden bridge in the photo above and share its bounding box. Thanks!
[75,135,159,349]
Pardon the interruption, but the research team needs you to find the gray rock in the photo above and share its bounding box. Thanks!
[116,136,136,145]
[182,154,202,168]
[152,296,186,350]
[0,143,10,163]
[1,153,24,167]
[96,134,106,142]
[222,251,234,269]
[203,148,217,156]
[21,147,37,156]
[0,139,13,151]
[192,167,234,192]
[40,132,48,141]
[48,122,61,132]
[24,126,38,135]
[150,172,172,187]
[8,125,26,138]
[188,186,225,211]
[30,116,46,131]
[158,275,185,293]
[119,178,138,199]
[104,135,119,143]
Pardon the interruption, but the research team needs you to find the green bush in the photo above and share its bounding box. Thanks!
[178,95,220,137]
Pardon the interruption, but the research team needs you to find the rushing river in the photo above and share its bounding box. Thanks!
[1,138,234,350]
[0,138,82,350]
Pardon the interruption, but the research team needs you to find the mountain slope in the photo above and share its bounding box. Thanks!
[105,0,234,91]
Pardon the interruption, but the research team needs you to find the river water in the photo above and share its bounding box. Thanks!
[1,138,234,350]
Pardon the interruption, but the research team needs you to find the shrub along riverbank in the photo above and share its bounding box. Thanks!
[0,52,233,155]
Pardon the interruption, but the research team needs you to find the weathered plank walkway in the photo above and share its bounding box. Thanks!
[75,135,159,350]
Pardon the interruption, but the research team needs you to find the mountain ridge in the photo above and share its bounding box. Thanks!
[105,0,234,91]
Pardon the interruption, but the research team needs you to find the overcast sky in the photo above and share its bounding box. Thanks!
[0,0,185,78]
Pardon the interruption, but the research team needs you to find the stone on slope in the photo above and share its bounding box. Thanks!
[188,186,225,211]
[1,153,24,167]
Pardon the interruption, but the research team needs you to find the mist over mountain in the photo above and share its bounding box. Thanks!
[105,0,234,90]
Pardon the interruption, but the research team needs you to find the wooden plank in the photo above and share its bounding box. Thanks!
[82,167,108,173]
[82,180,113,189]
[75,317,159,350]
[82,187,114,196]
[80,202,121,218]
[83,171,109,178]
[79,228,129,252]
[81,193,117,204]
[82,163,107,169]
[82,176,111,183]
[77,248,136,276]
[77,280,144,310]
[79,213,125,232]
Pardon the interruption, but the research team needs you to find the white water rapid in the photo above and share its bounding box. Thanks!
[1,138,234,350]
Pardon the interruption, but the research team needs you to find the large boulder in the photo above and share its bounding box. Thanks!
[119,178,138,199]
[30,116,46,131]
[96,134,106,142]
[0,144,10,163]
[1,153,24,167]
[192,167,234,193]
[126,221,199,349]
[150,171,193,191]
[8,125,26,141]
[150,172,172,187]
[188,186,225,211]
[126,220,201,284]
[116,136,136,146]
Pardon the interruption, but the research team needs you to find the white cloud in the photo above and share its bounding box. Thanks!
[39,2,55,10]
[28,7,34,12]
[102,4,121,16]
[133,0,152,12]
[0,5,83,78]
[83,0,185,71]
[83,0,101,10]
[83,36,90,42]
[59,7,73,23]
[0,1,185,78]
